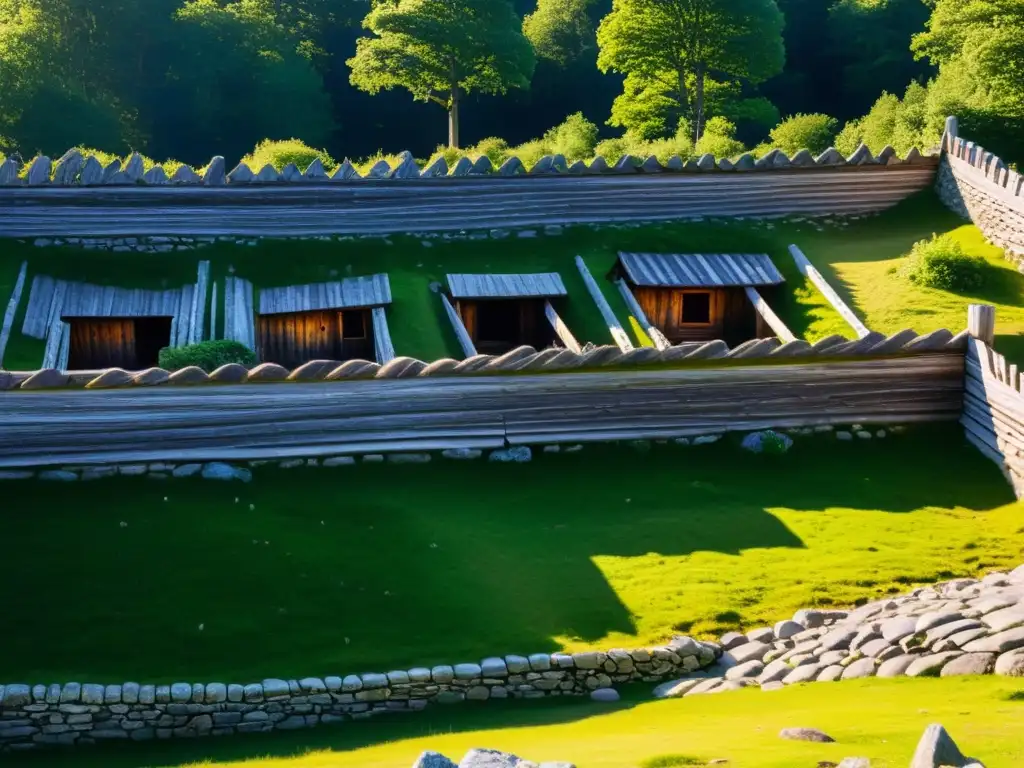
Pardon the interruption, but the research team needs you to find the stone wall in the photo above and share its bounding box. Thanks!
[0,641,719,752]
[935,119,1024,263]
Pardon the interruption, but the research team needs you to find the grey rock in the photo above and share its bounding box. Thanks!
[719,632,747,650]
[980,607,1024,632]
[653,678,704,698]
[443,448,482,460]
[994,649,1024,676]
[304,158,329,180]
[53,150,85,184]
[201,462,251,482]
[724,641,771,665]
[782,663,824,685]
[470,156,492,175]
[227,163,255,183]
[203,156,226,185]
[859,638,894,658]
[819,626,858,651]
[172,463,202,478]
[171,165,202,184]
[459,749,528,768]
[725,660,763,680]
[746,627,775,644]
[123,152,144,182]
[837,759,872,768]
[881,616,919,643]
[414,752,458,768]
[909,724,967,768]
[143,166,168,184]
[39,470,78,482]
[0,157,22,185]
[421,157,447,178]
[489,446,532,463]
[450,157,472,176]
[940,652,995,676]
[773,620,804,640]
[26,155,52,185]
[324,456,356,467]
[590,688,619,702]
[758,659,792,684]
[779,727,834,743]
[841,658,877,680]
[906,652,962,677]
[916,611,963,633]
[388,453,432,464]
[963,626,1024,654]
[255,164,280,182]
[817,664,845,682]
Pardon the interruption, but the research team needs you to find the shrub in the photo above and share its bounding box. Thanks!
[768,113,838,155]
[158,340,257,373]
[835,120,864,155]
[694,116,745,158]
[542,111,599,162]
[903,234,987,292]
[511,139,550,169]
[240,138,337,173]
[468,137,511,167]
[594,136,629,162]
[427,145,468,169]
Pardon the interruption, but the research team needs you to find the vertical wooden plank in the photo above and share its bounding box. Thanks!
[967,303,995,346]
[56,321,70,371]
[543,300,582,354]
[209,280,218,341]
[441,293,477,358]
[41,282,68,368]
[242,279,255,351]
[614,278,669,350]
[223,277,236,346]
[0,261,28,367]
[372,306,396,364]
[1010,364,1018,392]
[575,256,634,351]
[189,260,210,345]
[789,244,870,339]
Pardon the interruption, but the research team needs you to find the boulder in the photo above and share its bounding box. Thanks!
[772,152,791,168]
[171,165,202,184]
[471,155,493,175]
[665,155,685,171]
[696,153,716,171]
[653,678,704,698]
[840,658,877,680]
[782,663,824,685]
[881,616,918,643]
[247,362,290,382]
[209,363,250,383]
[0,157,21,185]
[414,753,458,768]
[846,143,875,165]
[939,653,995,676]
[733,153,756,170]
[201,462,251,482]
[304,158,328,180]
[168,366,209,385]
[331,160,359,180]
[590,688,619,702]
[614,155,639,172]
[123,152,144,182]
[26,155,52,185]
[717,157,734,171]
[724,641,771,665]
[551,154,568,173]
[85,369,133,389]
[779,728,834,743]
[20,369,69,389]
[53,150,85,185]
[719,632,748,650]
[280,163,303,181]
[459,749,526,768]
[390,151,419,179]
[530,155,554,174]
[567,160,587,174]
[909,724,968,768]
[916,611,964,633]
[964,626,1024,654]
[789,149,815,167]
[498,157,524,176]
[78,156,104,185]
[906,652,962,677]
[227,163,255,183]
[815,147,845,165]
[876,654,918,678]
[875,145,896,164]
[256,164,281,182]
[588,156,609,173]
[133,367,170,386]
[994,649,1024,676]
[641,155,663,172]
[143,166,168,185]
[450,157,473,176]
[203,156,226,185]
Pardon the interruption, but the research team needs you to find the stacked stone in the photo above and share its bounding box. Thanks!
[654,564,1024,699]
[0,643,718,751]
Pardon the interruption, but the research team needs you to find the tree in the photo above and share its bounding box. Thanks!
[348,0,536,148]
[596,0,785,141]
[523,0,595,66]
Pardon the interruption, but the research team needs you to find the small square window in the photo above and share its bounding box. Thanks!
[681,292,711,324]
[342,311,366,339]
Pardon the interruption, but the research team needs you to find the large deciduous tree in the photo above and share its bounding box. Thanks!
[347,0,536,148]
[523,0,595,67]
[596,0,785,141]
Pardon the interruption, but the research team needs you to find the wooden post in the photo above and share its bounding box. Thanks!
[743,287,796,343]
[788,244,870,339]
[441,293,476,358]
[372,306,396,364]
[614,278,669,350]
[943,115,958,153]
[967,304,995,346]
[0,261,28,368]
[575,256,633,352]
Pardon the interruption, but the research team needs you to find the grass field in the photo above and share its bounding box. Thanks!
[1,426,1021,684]
[17,678,1024,768]
[2,190,1023,370]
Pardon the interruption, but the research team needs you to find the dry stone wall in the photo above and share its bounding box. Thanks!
[0,643,720,752]
[936,119,1024,263]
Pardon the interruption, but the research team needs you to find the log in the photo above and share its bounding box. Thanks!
[614,278,669,350]
[789,244,870,338]
[372,306,396,364]
[441,294,476,358]
[576,256,633,351]
[0,261,28,367]
[544,300,581,354]
[744,286,796,343]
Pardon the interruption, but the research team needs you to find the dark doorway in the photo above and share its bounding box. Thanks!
[257,309,375,369]
[66,316,173,370]
[465,299,557,355]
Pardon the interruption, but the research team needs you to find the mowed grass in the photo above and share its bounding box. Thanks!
[20,678,1024,768]
[3,190,1023,370]
[0,426,1021,684]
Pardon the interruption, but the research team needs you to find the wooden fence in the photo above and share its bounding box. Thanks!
[0,353,963,468]
[0,165,937,238]
[961,304,1024,496]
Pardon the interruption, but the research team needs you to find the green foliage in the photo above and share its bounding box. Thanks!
[157,340,257,373]
[594,136,630,162]
[347,0,535,147]
[542,112,599,162]
[694,116,745,158]
[467,137,510,166]
[241,139,337,173]
[903,234,987,293]
[523,0,595,66]
[597,0,784,141]
[511,139,549,169]
[768,113,838,155]
[638,756,705,768]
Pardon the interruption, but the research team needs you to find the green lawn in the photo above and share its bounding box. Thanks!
[3,190,1023,370]
[18,678,1024,768]
[1,426,1021,684]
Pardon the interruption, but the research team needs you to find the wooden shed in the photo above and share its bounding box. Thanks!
[445,272,578,356]
[19,265,211,371]
[611,252,786,346]
[256,274,394,369]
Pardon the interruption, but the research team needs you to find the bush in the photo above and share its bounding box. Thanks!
[542,111,599,162]
[834,120,864,155]
[468,137,511,167]
[158,340,257,373]
[768,113,838,155]
[511,139,549,169]
[903,234,987,293]
[427,145,468,169]
[694,116,745,158]
[594,136,629,162]
[241,138,336,173]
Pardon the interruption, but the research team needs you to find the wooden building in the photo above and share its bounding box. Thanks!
[20,265,210,371]
[610,252,786,346]
[444,272,579,356]
[255,274,394,368]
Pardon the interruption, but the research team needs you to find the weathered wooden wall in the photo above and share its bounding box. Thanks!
[962,337,1024,496]
[0,353,963,468]
[0,165,937,238]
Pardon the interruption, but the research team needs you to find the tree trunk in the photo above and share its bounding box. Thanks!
[448,86,461,149]
[693,67,705,144]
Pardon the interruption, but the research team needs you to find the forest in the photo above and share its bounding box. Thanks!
[0,0,1021,169]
